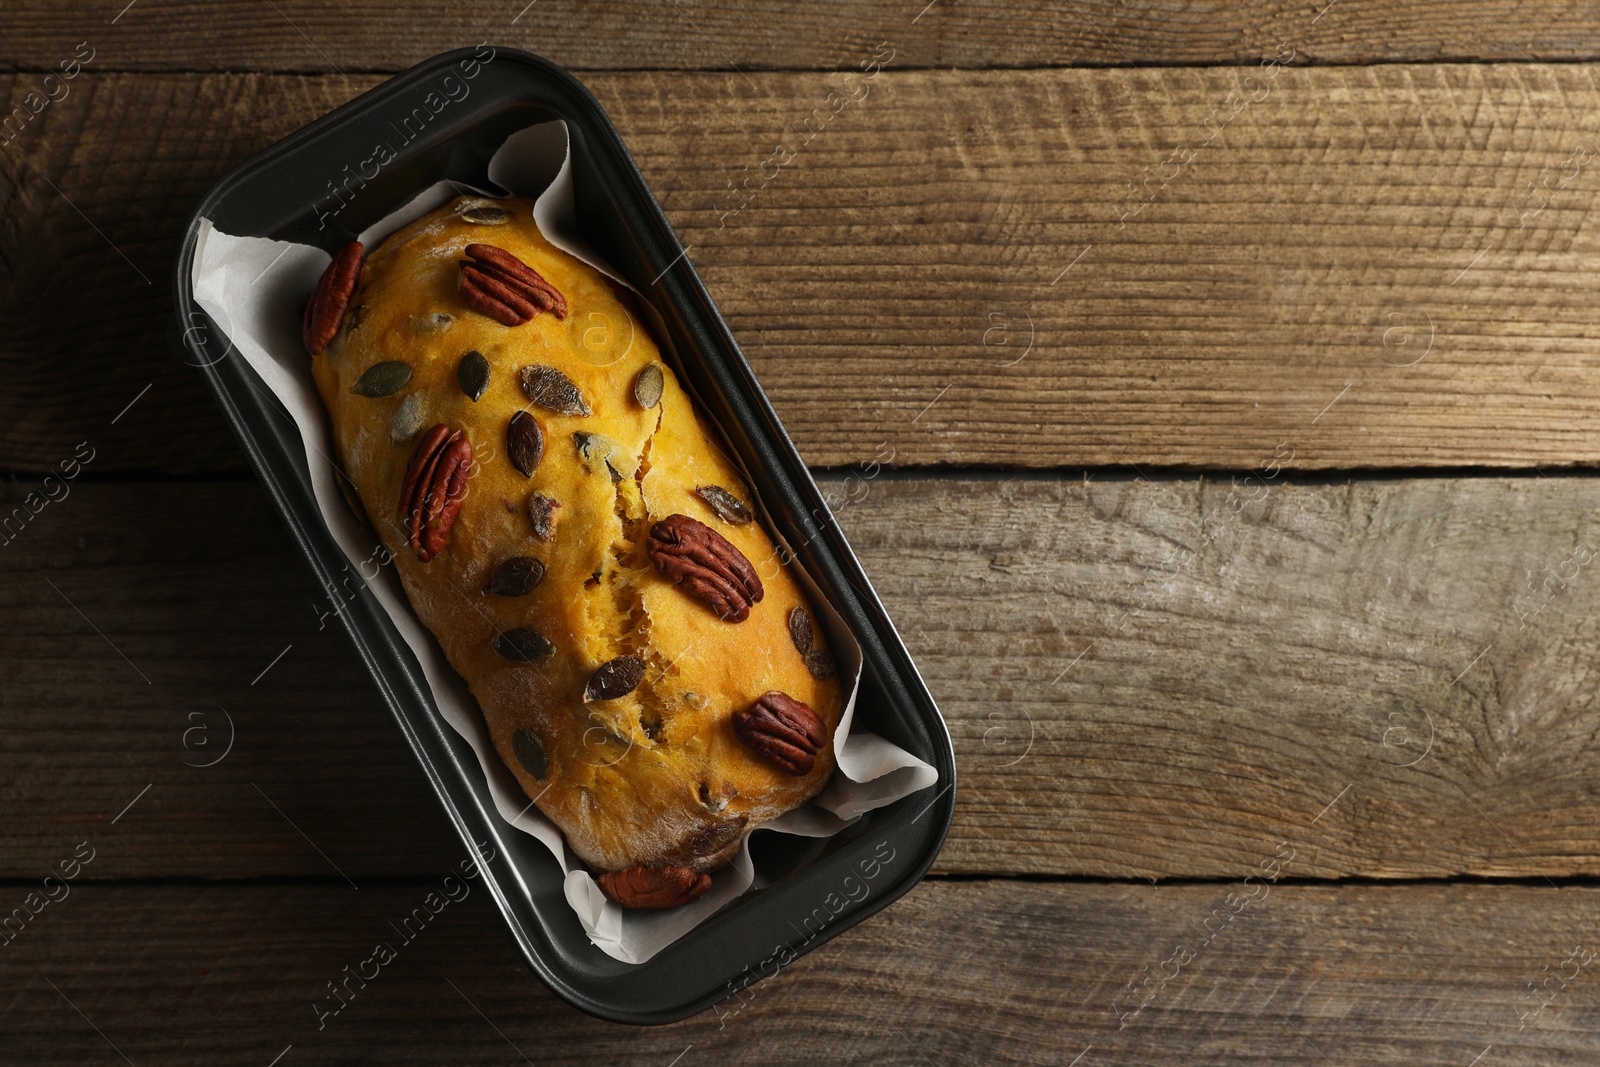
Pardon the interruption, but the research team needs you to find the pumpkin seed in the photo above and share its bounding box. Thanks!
[506,411,545,477]
[633,363,664,409]
[389,392,427,442]
[483,557,546,596]
[462,205,512,225]
[584,655,646,702]
[494,627,554,663]
[572,431,635,482]
[519,364,591,417]
[683,691,709,711]
[457,350,490,401]
[696,484,753,525]
[512,728,548,779]
[804,649,836,680]
[787,606,814,654]
[789,607,834,678]
[526,493,560,541]
[350,360,412,397]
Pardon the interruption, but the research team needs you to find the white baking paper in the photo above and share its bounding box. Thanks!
[192,119,939,965]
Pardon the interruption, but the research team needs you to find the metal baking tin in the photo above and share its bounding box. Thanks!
[171,46,955,1025]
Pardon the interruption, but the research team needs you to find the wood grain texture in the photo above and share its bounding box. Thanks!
[2,0,1597,71]
[8,475,1600,880]
[858,473,1600,879]
[1,879,1598,1064]
[8,66,1600,474]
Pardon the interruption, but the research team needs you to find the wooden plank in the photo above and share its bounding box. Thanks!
[0,477,467,880]
[857,472,1600,879]
[0,879,1596,1064]
[3,1,1597,72]
[8,475,1600,880]
[8,67,1600,474]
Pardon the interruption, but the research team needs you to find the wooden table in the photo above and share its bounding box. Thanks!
[6,2,1600,1062]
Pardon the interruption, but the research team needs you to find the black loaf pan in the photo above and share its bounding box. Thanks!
[170,45,956,1024]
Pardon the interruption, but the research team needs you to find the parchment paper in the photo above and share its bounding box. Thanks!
[191,119,938,964]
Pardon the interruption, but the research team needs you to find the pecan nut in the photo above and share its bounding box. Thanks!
[302,240,364,355]
[732,691,826,776]
[597,865,713,910]
[646,514,763,622]
[458,243,567,326]
[399,424,472,562]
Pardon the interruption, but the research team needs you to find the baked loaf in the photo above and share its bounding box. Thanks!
[303,195,843,908]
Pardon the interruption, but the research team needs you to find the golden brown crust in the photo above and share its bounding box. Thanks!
[308,195,842,879]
